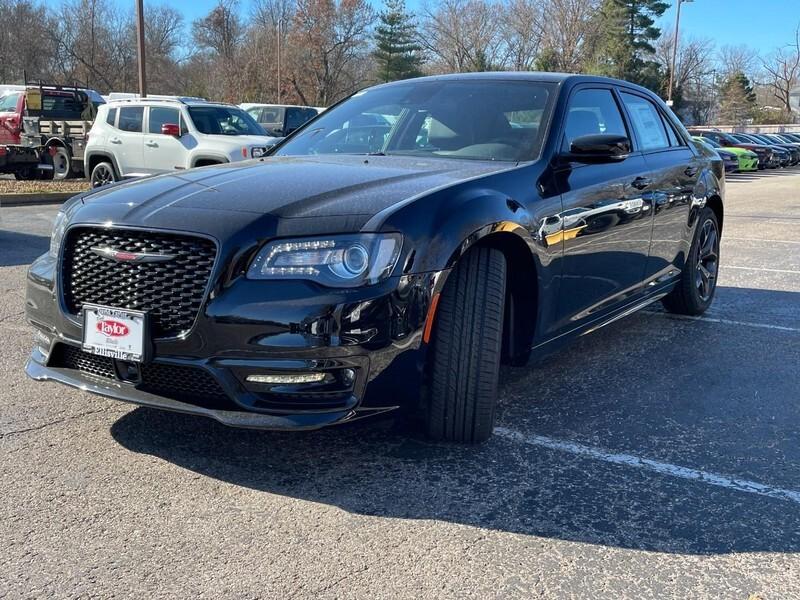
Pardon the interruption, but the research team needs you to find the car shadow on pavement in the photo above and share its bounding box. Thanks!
[110,286,800,557]
[0,230,49,267]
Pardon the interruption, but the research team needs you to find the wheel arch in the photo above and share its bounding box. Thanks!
[191,155,229,168]
[85,151,120,178]
[706,193,723,233]
[472,230,539,365]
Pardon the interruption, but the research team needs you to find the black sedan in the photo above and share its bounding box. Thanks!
[26,73,724,442]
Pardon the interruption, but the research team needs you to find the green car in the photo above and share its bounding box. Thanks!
[692,136,758,172]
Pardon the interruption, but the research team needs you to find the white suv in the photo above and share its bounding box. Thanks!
[85,98,279,187]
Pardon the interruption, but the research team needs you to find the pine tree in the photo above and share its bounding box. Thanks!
[373,0,423,83]
[718,71,757,125]
[590,0,669,87]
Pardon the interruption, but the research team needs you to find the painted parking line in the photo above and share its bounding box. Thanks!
[725,266,800,275]
[724,237,800,245]
[646,312,800,333]
[494,427,800,506]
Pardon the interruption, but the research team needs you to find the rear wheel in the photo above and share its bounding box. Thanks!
[90,161,118,188]
[49,146,72,180]
[662,207,720,316]
[425,247,506,443]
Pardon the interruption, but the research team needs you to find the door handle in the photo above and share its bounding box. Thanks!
[145,140,158,147]
[631,176,652,190]
[109,137,121,144]
[684,166,699,177]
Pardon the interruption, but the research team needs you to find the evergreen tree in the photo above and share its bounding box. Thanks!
[373,0,423,83]
[590,0,668,87]
[718,71,757,125]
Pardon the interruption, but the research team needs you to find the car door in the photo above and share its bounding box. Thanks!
[114,106,146,176]
[143,106,187,174]
[618,90,701,288]
[553,86,655,329]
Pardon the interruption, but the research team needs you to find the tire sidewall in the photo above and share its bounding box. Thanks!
[687,208,720,313]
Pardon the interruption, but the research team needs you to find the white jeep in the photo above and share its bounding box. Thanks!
[85,98,279,187]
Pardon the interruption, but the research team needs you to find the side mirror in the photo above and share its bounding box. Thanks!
[564,134,631,163]
[161,123,180,137]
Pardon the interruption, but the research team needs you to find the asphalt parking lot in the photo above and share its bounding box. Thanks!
[1,169,799,599]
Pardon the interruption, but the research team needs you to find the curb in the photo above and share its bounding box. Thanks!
[0,192,81,207]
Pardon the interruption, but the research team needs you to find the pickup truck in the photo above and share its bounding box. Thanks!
[0,84,104,179]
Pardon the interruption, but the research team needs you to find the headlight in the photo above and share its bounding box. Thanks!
[49,210,67,258]
[247,233,402,287]
[251,146,268,158]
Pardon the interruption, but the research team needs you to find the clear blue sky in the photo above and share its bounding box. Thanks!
[75,0,800,55]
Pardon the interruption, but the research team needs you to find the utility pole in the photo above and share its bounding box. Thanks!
[277,18,283,104]
[136,0,147,98]
[667,0,693,106]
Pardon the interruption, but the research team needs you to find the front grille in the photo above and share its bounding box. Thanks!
[50,344,232,410]
[62,227,216,338]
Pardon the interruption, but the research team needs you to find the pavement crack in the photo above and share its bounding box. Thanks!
[0,407,112,439]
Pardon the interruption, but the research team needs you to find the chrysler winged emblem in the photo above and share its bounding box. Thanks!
[90,246,176,263]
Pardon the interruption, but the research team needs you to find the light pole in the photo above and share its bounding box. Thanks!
[667,0,692,106]
[135,0,147,98]
[276,18,283,104]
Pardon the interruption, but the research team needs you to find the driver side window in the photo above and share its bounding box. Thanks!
[562,89,627,152]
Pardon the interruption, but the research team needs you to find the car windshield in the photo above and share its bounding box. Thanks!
[275,80,555,162]
[187,106,265,136]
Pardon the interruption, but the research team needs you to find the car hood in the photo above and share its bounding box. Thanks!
[721,146,757,157]
[76,155,512,230]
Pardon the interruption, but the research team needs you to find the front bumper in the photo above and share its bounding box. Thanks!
[25,248,446,431]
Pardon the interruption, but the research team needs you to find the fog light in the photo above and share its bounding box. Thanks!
[246,373,326,384]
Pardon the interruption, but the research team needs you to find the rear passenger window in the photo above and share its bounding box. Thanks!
[620,93,669,151]
[118,106,144,133]
[106,107,117,127]
[662,115,682,147]
[562,89,627,151]
[149,107,180,134]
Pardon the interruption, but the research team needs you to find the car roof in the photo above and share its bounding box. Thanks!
[106,98,237,109]
[368,72,660,97]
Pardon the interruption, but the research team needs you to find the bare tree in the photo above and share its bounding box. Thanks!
[538,0,600,72]
[420,0,507,72]
[718,44,759,79]
[502,0,545,71]
[288,0,375,105]
[762,25,800,114]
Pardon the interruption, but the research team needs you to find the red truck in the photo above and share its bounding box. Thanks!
[0,90,40,179]
[0,84,103,179]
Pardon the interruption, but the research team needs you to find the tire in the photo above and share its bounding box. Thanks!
[49,146,72,180]
[90,161,118,188]
[425,247,506,443]
[662,207,720,316]
[13,167,36,180]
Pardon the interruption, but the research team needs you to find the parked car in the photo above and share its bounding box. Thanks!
[26,73,723,443]
[691,135,757,172]
[742,133,800,165]
[85,98,276,187]
[730,133,792,167]
[688,129,777,169]
[691,136,731,177]
[241,103,319,137]
[777,132,800,144]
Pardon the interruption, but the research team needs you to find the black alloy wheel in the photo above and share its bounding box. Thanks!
[662,207,720,316]
[695,218,719,303]
[90,162,117,188]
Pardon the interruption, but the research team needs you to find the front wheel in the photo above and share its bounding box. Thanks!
[90,161,118,188]
[662,207,720,316]
[424,247,506,443]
